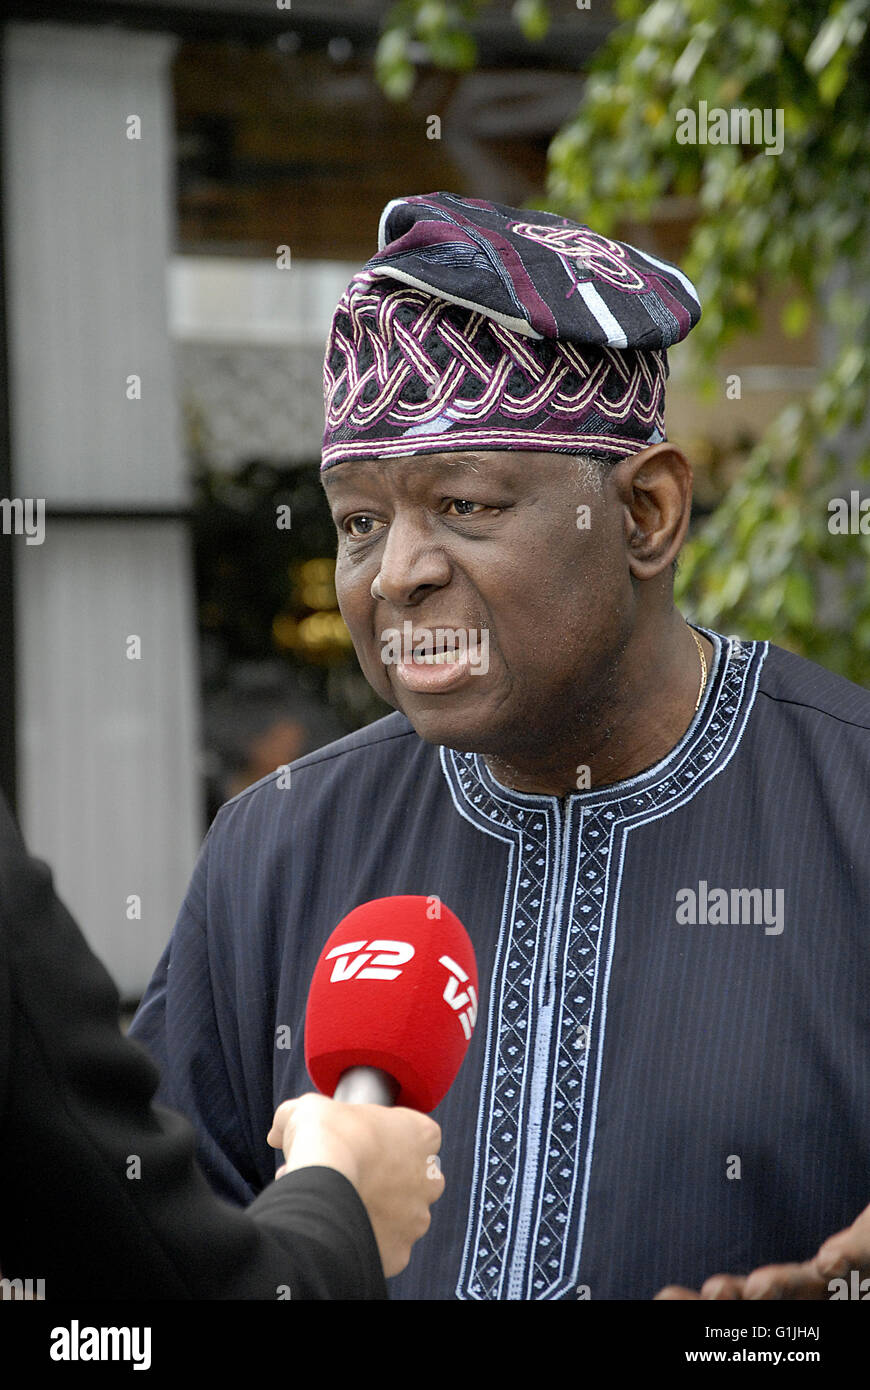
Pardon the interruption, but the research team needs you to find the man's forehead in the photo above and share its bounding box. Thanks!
[323,451,508,486]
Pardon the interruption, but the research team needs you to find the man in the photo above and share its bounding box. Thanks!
[131,193,870,1300]
[0,793,442,1297]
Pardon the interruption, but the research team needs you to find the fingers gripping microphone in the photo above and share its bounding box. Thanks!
[304,896,479,1110]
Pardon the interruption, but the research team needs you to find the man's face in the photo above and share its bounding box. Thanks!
[323,450,636,762]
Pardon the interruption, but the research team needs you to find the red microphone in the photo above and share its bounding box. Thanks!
[304,896,479,1109]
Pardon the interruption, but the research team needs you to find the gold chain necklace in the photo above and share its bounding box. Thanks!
[690,628,708,712]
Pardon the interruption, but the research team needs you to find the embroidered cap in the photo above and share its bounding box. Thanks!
[321,192,701,471]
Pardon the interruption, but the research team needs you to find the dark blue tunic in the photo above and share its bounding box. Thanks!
[130,630,870,1299]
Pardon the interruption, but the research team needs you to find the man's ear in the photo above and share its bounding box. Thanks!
[612,443,693,581]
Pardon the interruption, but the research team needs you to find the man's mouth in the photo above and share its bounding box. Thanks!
[409,641,461,665]
[377,621,489,691]
[394,648,472,691]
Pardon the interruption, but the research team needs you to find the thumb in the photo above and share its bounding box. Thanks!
[267,1098,300,1150]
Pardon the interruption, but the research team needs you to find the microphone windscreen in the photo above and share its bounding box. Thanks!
[304,896,479,1111]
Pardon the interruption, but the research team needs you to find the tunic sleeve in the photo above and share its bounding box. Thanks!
[130,823,268,1206]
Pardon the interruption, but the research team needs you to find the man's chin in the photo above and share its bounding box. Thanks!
[390,693,510,755]
[360,660,509,750]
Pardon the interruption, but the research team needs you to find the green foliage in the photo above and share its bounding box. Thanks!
[376,1,483,97]
[376,0,870,682]
[513,0,551,42]
[545,0,870,681]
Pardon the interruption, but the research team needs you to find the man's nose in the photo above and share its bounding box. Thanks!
[373,513,451,605]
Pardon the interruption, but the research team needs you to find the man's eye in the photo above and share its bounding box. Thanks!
[446,499,486,516]
[344,514,383,538]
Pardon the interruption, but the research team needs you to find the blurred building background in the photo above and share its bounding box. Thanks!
[0,0,831,998]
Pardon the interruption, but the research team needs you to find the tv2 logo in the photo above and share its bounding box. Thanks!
[326,941,479,1041]
[326,939,414,982]
[439,955,478,1040]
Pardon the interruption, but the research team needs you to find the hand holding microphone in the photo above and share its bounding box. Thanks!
[269,896,479,1277]
[268,1093,444,1277]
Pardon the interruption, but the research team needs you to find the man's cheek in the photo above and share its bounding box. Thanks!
[335,591,371,648]
[355,635,393,697]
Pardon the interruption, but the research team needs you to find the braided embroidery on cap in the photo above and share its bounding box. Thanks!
[322,275,667,469]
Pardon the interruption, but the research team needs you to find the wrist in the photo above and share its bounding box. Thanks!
[281,1132,363,1192]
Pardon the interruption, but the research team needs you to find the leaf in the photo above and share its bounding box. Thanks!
[805,12,850,73]
[415,2,450,40]
[817,48,850,104]
[513,0,550,42]
[780,297,811,337]
[426,28,478,69]
[783,570,816,626]
[672,33,708,85]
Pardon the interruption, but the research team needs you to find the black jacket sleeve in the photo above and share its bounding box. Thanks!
[0,796,386,1300]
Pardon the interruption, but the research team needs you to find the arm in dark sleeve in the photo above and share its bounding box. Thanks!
[0,798,386,1300]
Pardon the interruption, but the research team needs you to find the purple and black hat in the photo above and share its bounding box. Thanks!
[321,192,701,471]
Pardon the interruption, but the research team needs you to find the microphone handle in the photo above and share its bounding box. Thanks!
[334,1066,400,1106]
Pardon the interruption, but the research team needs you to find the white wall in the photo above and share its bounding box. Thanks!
[4,23,201,998]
